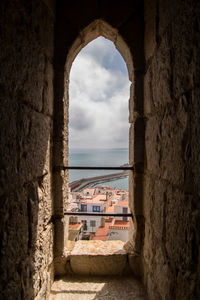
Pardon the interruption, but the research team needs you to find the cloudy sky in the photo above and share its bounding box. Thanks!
[69,37,130,149]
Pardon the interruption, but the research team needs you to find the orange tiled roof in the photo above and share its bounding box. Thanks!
[115,200,129,206]
[106,205,114,213]
[109,219,130,230]
[81,194,107,204]
[69,223,83,230]
[92,220,112,241]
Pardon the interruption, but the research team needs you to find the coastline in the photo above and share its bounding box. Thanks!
[69,170,129,192]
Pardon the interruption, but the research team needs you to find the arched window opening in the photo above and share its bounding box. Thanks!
[65,35,133,244]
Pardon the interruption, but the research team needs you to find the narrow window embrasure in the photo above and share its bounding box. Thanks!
[65,36,133,244]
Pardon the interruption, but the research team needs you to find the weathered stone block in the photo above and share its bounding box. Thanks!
[53,170,66,215]
[144,67,154,116]
[18,106,52,183]
[43,60,54,116]
[145,115,161,175]
[33,223,54,297]
[37,171,53,226]
[144,0,156,61]
[158,0,180,36]
[151,32,172,108]
[143,175,166,241]
[165,185,192,267]
[70,241,127,275]
[153,246,172,300]
[171,6,196,98]
[143,223,154,270]
[146,99,188,186]
[54,218,65,258]
[189,87,200,196]
[160,103,187,186]
[129,253,143,277]
[143,175,154,224]
[152,180,166,239]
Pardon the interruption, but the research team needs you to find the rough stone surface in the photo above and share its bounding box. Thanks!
[71,240,126,256]
[50,275,146,300]
[70,240,127,276]
[143,0,200,299]
[1,0,200,299]
[0,1,55,299]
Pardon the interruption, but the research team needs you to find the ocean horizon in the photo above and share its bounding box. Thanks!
[69,147,129,190]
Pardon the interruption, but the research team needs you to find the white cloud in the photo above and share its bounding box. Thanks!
[69,37,130,149]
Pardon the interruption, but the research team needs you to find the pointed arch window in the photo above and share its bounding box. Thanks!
[63,23,134,243]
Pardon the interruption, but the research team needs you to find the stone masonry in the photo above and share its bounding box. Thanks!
[143,1,200,299]
[0,1,55,299]
[0,0,200,299]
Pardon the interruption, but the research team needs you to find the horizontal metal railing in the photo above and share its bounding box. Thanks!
[54,166,134,171]
[64,212,133,218]
[60,166,132,217]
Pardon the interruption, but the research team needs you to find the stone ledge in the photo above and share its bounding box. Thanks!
[68,240,128,276]
[54,240,140,276]
[70,240,126,255]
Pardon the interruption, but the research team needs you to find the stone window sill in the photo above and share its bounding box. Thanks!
[56,240,140,276]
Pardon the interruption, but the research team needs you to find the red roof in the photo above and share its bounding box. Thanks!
[69,223,83,230]
[116,200,129,206]
[106,205,114,213]
[109,220,130,230]
[92,220,112,241]
[114,220,130,226]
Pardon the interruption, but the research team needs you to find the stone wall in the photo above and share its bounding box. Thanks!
[143,0,200,299]
[1,0,200,299]
[0,1,55,299]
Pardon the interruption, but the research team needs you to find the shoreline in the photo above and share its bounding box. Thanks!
[69,171,129,192]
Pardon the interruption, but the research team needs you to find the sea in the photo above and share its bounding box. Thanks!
[69,148,129,190]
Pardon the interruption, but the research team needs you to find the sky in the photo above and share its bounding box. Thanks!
[69,36,130,149]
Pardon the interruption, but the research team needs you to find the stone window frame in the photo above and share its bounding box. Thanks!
[53,19,145,274]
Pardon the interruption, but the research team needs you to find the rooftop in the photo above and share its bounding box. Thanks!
[92,220,112,241]
[106,205,114,213]
[109,220,130,230]
[81,194,107,204]
[115,200,129,206]
[69,223,83,231]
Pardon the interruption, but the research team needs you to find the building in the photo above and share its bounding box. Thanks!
[108,219,130,242]
[79,194,107,213]
[67,187,130,241]
[77,193,108,237]
[114,200,130,221]
[92,218,112,241]
[90,199,130,242]
[68,222,83,241]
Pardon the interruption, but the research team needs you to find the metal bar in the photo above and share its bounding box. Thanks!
[64,212,133,218]
[54,166,134,171]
